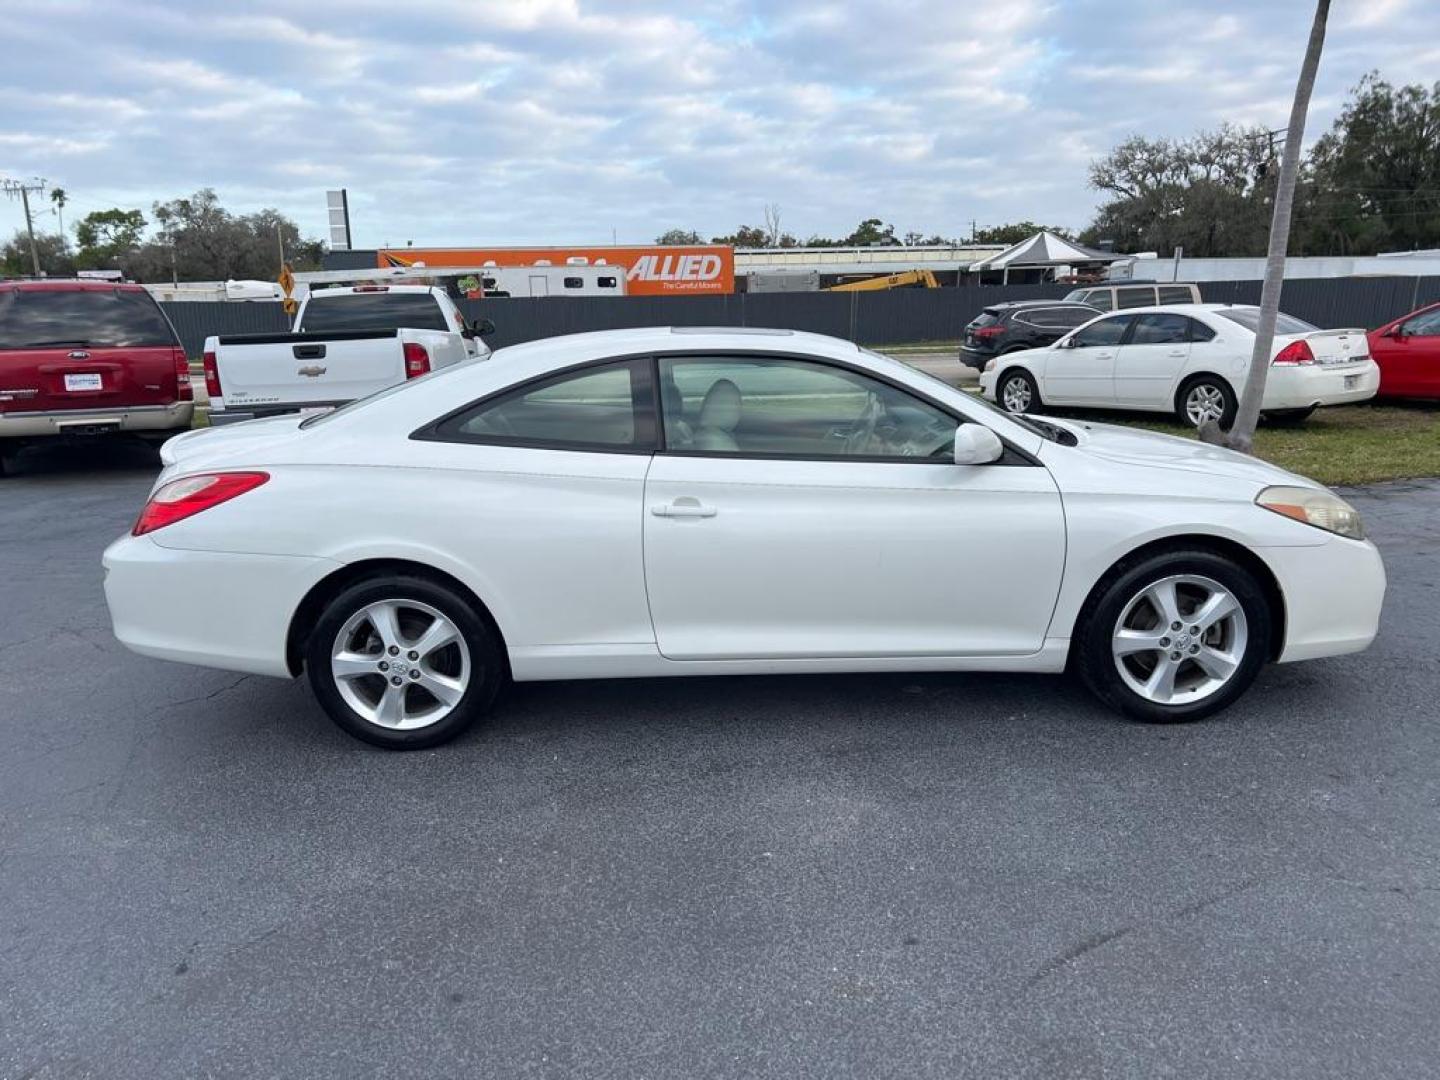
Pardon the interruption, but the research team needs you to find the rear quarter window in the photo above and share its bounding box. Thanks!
[1116,287,1158,309]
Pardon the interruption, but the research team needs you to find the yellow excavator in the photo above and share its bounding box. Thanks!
[823,269,941,292]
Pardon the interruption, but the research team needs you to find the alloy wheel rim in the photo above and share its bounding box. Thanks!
[1111,574,1247,706]
[1186,384,1225,425]
[330,599,471,730]
[1002,377,1032,413]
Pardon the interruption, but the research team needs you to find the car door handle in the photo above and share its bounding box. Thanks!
[651,499,717,519]
[1167,349,1187,357]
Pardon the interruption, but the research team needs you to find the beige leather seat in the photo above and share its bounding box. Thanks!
[694,379,742,452]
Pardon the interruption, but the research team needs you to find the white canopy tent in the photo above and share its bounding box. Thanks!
[966,231,1126,284]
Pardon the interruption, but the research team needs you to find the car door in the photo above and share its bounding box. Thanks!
[413,357,657,649]
[1112,312,1195,407]
[1375,306,1440,397]
[642,353,1066,660]
[1039,314,1134,405]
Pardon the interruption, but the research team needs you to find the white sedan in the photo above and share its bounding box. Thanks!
[978,304,1380,426]
[103,327,1385,749]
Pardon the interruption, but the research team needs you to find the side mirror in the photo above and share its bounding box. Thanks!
[953,424,1004,466]
[475,317,496,337]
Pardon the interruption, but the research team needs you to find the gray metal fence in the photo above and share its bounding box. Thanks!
[161,276,1440,357]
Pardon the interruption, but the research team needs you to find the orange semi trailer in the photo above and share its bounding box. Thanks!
[378,245,735,297]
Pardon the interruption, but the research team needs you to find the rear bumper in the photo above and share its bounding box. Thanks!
[1265,361,1380,410]
[103,533,341,678]
[959,346,995,370]
[0,401,193,438]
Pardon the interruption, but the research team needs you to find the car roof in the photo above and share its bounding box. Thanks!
[493,326,865,367]
[1071,281,1201,289]
[0,279,147,292]
[986,300,1100,312]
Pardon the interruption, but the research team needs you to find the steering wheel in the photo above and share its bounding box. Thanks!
[844,392,883,454]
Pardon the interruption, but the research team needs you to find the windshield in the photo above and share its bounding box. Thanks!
[0,289,177,349]
[1216,307,1319,335]
[300,292,448,334]
[858,348,1071,444]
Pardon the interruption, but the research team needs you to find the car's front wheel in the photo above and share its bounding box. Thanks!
[998,369,1039,414]
[305,574,505,749]
[1074,549,1271,723]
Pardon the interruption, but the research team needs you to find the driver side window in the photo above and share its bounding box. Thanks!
[658,355,959,461]
[1069,314,1134,348]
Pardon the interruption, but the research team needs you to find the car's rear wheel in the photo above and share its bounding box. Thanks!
[305,575,504,749]
[998,369,1039,414]
[1074,549,1271,723]
[1177,376,1237,428]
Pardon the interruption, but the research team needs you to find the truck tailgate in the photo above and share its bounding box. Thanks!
[214,330,404,410]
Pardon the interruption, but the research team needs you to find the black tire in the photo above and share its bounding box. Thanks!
[1264,407,1316,425]
[305,574,505,750]
[1073,548,1272,724]
[997,369,1040,415]
[1175,375,1237,429]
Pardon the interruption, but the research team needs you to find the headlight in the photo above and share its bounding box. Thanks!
[1256,485,1365,540]
[983,358,997,372]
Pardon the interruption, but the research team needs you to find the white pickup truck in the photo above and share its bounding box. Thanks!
[203,285,493,425]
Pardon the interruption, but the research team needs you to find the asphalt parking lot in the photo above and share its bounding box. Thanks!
[2,441,1438,1079]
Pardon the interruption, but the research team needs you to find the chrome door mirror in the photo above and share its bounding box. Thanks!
[953,424,1004,465]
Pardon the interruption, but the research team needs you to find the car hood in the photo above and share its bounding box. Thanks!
[1049,418,1317,489]
[160,415,307,471]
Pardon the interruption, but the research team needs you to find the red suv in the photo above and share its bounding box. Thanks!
[0,280,193,471]
[1368,301,1440,401]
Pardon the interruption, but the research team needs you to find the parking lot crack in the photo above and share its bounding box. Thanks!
[1021,925,1133,991]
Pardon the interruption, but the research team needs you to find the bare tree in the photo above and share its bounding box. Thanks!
[763,204,782,247]
[1219,0,1329,452]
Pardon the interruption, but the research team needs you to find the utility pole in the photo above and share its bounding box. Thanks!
[2,176,47,276]
[1222,0,1329,454]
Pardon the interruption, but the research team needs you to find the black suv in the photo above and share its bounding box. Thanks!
[959,300,1101,370]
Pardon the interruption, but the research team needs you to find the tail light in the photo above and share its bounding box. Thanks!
[173,347,192,401]
[202,350,223,397]
[403,342,431,378]
[133,472,269,536]
[973,325,1006,340]
[1272,340,1316,366]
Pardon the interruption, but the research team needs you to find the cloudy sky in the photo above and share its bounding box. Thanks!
[2,0,1437,250]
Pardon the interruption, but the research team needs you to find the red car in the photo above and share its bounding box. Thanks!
[0,280,193,473]
[1368,301,1440,400]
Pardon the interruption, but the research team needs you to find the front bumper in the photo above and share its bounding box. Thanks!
[103,533,341,678]
[0,401,194,439]
[1265,361,1380,410]
[977,369,998,400]
[1260,534,1386,663]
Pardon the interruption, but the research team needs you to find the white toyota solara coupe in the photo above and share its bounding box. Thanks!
[978,303,1380,427]
[103,327,1385,749]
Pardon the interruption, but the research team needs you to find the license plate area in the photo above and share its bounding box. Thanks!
[64,373,103,392]
[1344,374,1361,389]
[56,419,121,435]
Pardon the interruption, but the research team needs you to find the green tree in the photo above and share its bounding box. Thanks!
[1080,126,1277,256]
[972,221,1070,246]
[711,225,769,247]
[73,208,147,269]
[656,228,703,244]
[843,218,897,246]
[126,189,321,282]
[1,230,75,277]
[1299,73,1440,254]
